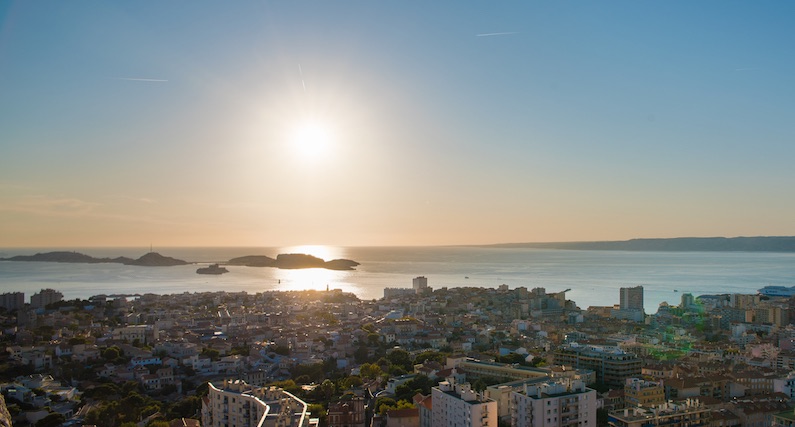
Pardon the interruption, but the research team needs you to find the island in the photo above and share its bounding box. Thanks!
[0,251,189,266]
[227,253,360,270]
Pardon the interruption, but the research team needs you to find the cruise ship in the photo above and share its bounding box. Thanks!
[758,285,795,297]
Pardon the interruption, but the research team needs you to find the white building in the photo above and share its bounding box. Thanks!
[510,379,596,427]
[201,379,314,427]
[431,378,497,427]
[774,371,795,400]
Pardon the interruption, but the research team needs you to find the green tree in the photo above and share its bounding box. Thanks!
[374,397,396,414]
[339,375,363,390]
[359,363,382,379]
[200,348,220,361]
[35,413,66,427]
[102,346,121,361]
[166,395,201,419]
[413,350,446,364]
[386,349,412,371]
[320,379,336,400]
[307,403,327,426]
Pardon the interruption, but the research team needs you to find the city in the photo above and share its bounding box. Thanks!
[2,278,795,427]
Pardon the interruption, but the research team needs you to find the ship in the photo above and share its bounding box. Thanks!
[196,264,229,275]
[758,285,795,297]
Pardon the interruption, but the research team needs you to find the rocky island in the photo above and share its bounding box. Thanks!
[227,253,360,270]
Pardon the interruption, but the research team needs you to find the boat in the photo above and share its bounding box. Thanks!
[758,285,795,297]
[196,264,229,275]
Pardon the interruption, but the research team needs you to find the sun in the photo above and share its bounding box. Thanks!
[289,120,334,158]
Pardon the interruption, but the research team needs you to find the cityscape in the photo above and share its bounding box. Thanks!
[1,278,795,427]
[2,1,795,427]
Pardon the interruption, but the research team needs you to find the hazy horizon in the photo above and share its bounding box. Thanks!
[2,2,794,248]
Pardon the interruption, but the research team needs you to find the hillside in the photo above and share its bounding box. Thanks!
[484,236,795,252]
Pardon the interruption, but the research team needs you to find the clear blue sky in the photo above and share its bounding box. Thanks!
[1,1,793,247]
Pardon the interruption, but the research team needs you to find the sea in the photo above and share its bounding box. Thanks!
[1,246,794,314]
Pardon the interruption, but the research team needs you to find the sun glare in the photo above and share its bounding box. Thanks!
[289,120,334,158]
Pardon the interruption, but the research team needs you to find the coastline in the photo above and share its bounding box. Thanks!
[0,247,787,313]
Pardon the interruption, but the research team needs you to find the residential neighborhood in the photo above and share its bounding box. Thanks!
[2,283,795,427]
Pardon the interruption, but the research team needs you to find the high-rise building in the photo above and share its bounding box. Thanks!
[413,276,428,293]
[431,378,497,427]
[620,286,644,312]
[510,379,596,427]
[0,292,24,311]
[613,286,645,321]
[30,289,63,309]
[680,293,695,311]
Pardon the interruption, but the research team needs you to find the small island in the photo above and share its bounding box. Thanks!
[227,253,360,270]
[196,264,229,275]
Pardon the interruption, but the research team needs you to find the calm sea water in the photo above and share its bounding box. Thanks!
[1,246,793,313]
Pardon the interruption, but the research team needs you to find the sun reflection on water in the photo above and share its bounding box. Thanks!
[272,245,358,294]
[278,245,344,261]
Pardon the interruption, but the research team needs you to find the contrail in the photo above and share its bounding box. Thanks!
[476,31,520,37]
[298,64,306,93]
[110,77,168,82]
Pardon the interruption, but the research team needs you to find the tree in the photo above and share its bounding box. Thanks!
[359,363,382,379]
[374,397,396,414]
[35,413,66,427]
[339,375,363,390]
[307,403,327,426]
[413,350,446,365]
[353,345,370,364]
[320,379,336,400]
[102,346,120,361]
[200,348,220,361]
[165,395,201,420]
[386,349,412,371]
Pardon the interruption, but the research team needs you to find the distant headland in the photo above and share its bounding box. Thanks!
[482,236,795,252]
[0,251,360,270]
[0,251,189,266]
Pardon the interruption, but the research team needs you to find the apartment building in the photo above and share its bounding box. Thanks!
[608,399,710,427]
[446,356,550,383]
[431,378,497,427]
[201,379,312,427]
[30,289,63,309]
[553,345,641,386]
[510,379,596,427]
[0,292,24,311]
[624,378,665,407]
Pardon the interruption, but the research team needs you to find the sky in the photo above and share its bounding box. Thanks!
[1,2,794,247]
